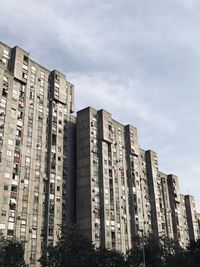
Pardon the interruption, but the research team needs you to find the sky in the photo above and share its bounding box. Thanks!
[1,0,200,209]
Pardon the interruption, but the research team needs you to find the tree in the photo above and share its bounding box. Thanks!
[94,247,128,267]
[39,224,130,267]
[0,235,26,267]
[126,235,143,267]
[184,239,200,267]
[127,235,186,267]
[160,236,186,267]
[39,224,96,267]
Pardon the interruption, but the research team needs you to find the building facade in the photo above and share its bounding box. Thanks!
[76,107,200,252]
[185,195,200,241]
[0,42,74,266]
[76,107,132,252]
[145,152,173,238]
[0,42,200,266]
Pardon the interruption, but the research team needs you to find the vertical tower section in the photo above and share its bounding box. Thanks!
[44,70,74,248]
[0,42,74,267]
[197,213,200,236]
[184,195,200,241]
[97,110,131,252]
[138,149,153,237]
[159,172,174,239]
[125,125,144,240]
[76,107,94,242]
[76,107,132,253]
[0,43,50,266]
[145,150,166,237]
[62,115,76,224]
[179,194,190,247]
[167,174,183,244]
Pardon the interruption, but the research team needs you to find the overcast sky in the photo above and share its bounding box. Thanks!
[1,0,200,209]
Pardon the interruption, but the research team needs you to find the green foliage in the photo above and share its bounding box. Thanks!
[0,235,26,267]
[184,239,200,267]
[39,225,200,267]
[39,224,96,267]
[127,234,186,267]
[94,247,128,267]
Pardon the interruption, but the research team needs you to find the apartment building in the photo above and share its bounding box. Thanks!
[138,149,153,237]
[145,151,171,238]
[76,107,158,251]
[167,175,192,247]
[179,194,190,247]
[0,42,200,266]
[76,107,132,252]
[0,42,74,266]
[185,195,200,241]
[76,106,200,253]
[197,213,200,234]
[159,171,174,239]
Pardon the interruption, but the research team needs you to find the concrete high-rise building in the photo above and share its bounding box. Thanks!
[159,171,174,239]
[76,107,132,252]
[138,149,153,237]
[167,174,182,242]
[185,195,200,241]
[145,151,171,238]
[179,194,190,247]
[76,106,200,253]
[76,107,157,251]
[167,175,191,247]
[0,42,200,266]
[0,42,74,266]
[197,213,200,234]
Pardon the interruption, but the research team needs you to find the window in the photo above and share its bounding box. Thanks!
[22,64,28,71]
[1,210,6,217]
[22,72,27,79]
[57,176,61,181]
[8,139,14,146]
[7,229,14,236]
[16,129,21,137]
[34,194,38,203]
[25,157,31,166]
[3,185,9,191]
[5,173,11,179]
[7,149,13,157]
[24,55,28,62]
[24,179,29,187]
[11,185,17,192]
[32,228,37,238]
[0,98,6,108]
[105,199,109,205]
[55,74,60,81]
[3,50,9,56]
[31,66,36,73]
[20,227,26,232]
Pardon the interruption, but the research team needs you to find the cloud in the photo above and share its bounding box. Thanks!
[70,71,176,130]
[0,0,200,209]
